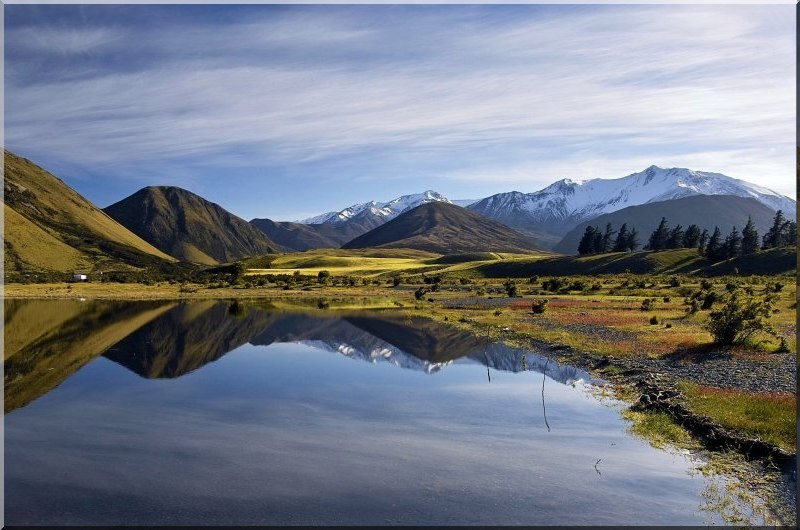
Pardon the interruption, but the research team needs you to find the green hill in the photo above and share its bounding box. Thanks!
[474,247,795,278]
[104,186,283,265]
[4,150,176,275]
[342,202,543,254]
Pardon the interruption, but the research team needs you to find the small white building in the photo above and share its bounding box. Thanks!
[73,273,88,282]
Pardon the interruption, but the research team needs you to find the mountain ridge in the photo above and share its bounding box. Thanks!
[342,201,543,254]
[104,185,283,265]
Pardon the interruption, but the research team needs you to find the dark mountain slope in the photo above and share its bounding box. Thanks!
[554,195,779,255]
[249,218,363,251]
[342,202,542,254]
[104,186,282,264]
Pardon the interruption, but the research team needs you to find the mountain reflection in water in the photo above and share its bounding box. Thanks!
[5,299,595,412]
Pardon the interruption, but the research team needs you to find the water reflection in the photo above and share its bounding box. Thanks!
[5,299,593,413]
[2,299,755,525]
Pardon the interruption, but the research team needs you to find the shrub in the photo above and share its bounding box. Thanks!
[725,281,737,292]
[649,315,659,325]
[663,296,671,303]
[317,299,330,309]
[772,282,784,293]
[542,278,565,292]
[504,279,518,297]
[476,287,486,296]
[700,291,718,310]
[664,323,672,329]
[700,279,713,291]
[704,291,775,345]
[530,299,549,314]
[528,276,539,284]
[686,300,700,314]
[640,298,656,311]
[590,283,602,291]
[392,277,402,287]
[414,287,427,300]
[317,270,330,284]
[668,276,681,288]
[569,280,587,291]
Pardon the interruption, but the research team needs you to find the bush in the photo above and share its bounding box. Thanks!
[700,279,713,291]
[700,291,718,310]
[528,276,539,284]
[664,323,673,329]
[392,277,402,287]
[317,299,330,310]
[569,280,587,291]
[414,287,428,300]
[590,283,602,291]
[317,270,330,284]
[503,279,518,297]
[640,298,656,311]
[663,296,671,303]
[704,291,775,345]
[772,282,784,293]
[542,278,566,292]
[530,299,549,314]
[668,276,681,288]
[649,315,659,325]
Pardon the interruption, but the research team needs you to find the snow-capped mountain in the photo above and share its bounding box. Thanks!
[298,190,451,225]
[467,165,796,247]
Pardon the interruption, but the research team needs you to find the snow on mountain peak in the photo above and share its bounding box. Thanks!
[298,190,452,224]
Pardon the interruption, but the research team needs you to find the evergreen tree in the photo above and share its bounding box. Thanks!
[698,228,710,254]
[601,223,615,253]
[647,217,670,250]
[682,224,702,249]
[592,229,604,254]
[612,223,630,252]
[783,221,797,247]
[578,226,598,255]
[762,210,786,249]
[740,216,759,255]
[666,224,684,249]
[705,226,723,261]
[723,226,741,259]
[627,228,640,251]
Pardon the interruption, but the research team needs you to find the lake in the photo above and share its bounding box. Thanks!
[4,299,754,525]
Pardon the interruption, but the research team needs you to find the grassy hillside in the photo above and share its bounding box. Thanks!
[4,150,176,274]
[343,202,543,254]
[474,247,795,278]
[104,186,282,264]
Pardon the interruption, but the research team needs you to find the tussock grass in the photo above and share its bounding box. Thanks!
[678,381,796,452]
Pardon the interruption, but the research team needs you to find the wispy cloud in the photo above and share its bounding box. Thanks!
[4,5,795,218]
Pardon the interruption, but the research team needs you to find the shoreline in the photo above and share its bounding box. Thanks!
[5,281,796,524]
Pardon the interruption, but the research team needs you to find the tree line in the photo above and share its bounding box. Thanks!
[577,209,796,262]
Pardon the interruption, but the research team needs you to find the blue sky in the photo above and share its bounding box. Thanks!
[5,4,796,221]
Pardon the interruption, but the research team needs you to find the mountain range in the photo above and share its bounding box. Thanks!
[290,165,795,251]
[4,151,176,274]
[3,149,795,270]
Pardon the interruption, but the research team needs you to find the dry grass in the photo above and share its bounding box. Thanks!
[678,382,796,452]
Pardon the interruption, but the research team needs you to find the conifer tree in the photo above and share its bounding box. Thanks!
[647,217,670,251]
[762,210,786,249]
[740,216,759,255]
[682,224,702,249]
[705,226,723,261]
[612,223,630,252]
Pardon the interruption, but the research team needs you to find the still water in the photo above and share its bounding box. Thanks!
[4,299,744,525]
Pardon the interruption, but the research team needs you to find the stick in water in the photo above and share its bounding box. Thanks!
[541,357,551,432]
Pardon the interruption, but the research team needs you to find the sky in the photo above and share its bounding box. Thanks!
[5,4,796,221]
